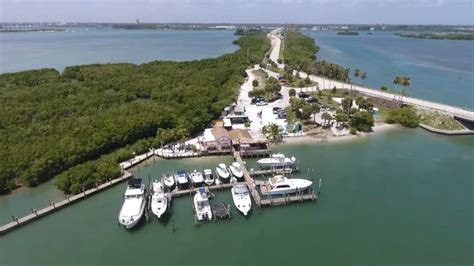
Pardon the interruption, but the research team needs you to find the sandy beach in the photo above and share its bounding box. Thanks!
[280,123,400,145]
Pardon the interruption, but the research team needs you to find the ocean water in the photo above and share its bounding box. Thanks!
[0,129,472,265]
[0,29,238,73]
[305,31,474,109]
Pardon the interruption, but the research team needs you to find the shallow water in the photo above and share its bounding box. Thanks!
[0,129,472,265]
[0,29,238,73]
[305,31,474,109]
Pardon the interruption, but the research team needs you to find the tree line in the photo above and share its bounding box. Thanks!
[282,31,350,82]
[0,31,270,194]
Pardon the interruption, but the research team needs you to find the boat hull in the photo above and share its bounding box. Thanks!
[231,187,252,216]
[151,195,167,219]
[118,201,145,229]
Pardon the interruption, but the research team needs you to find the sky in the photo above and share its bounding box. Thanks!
[0,0,473,25]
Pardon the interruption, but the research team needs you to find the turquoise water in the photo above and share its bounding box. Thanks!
[305,31,474,109]
[0,29,238,73]
[0,129,472,265]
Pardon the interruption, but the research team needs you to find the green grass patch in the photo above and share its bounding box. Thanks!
[418,110,465,131]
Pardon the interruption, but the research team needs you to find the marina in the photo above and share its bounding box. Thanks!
[0,126,472,265]
[0,149,316,235]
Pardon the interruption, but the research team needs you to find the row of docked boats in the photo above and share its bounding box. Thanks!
[117,175,313,228]
[117,153,309,229]
[161,162,245,190]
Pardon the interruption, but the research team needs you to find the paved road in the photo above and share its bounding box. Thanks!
[268,32,474,121]
[268,29,284,68]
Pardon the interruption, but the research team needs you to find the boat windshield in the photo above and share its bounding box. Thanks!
[234,186,248,194]
[125,194,142,199]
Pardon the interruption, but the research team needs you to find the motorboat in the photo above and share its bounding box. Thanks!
[203,169,214,186]
[260,175,312,196]
[189,169,204,185]
[118,178,146,229]
[215,163,230,181]
[229,162,244,179]
[257,153,296,168]
[151,180,168,219]
[231,184,252,216]
[163,172,175,190]
[193,187,213,221]
[175,170,189,188]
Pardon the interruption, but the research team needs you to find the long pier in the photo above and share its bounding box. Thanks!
[0,150,157,236]
[0,171,133,236]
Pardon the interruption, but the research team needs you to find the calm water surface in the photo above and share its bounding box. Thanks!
[0,29,238,73]
[0,129,472,266]
[305,31,474,109]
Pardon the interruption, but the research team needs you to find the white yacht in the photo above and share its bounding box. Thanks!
[260,175,312,196]
[257,154,296,168]
[203,169,214,186]
[189,169,204,185]
[163,173,175,190]
[231,184,252,216]
[193,187,213,221]
[151,180,168,219]
[175,170,189,188]
[118,178,146,229]
[229,162,244,179]
[215,163,230,181]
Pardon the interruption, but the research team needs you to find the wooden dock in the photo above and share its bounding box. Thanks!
[170,182,245,197]
[234,151,316,208]
[0,171,133,236]
[249,167,295,177]
[235,152,262,207]
[1,149,317,236]
[1,148,158,235]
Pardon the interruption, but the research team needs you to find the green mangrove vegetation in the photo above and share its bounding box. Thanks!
[337,31,359,36]
[282,31,350,82]
[0,31,270,194]
[395,32,474,41]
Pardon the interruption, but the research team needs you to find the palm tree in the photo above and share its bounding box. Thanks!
[351,69,363,106]
[321,112,333,127]
[399,76,411,103]
[393,76,401,101]
[262,123,283,143]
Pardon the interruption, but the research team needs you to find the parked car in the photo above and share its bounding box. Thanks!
[305,96,318,103]
[277,110,288,119]
[298,92,310,98]
[256,101,267,106]
[273,107,282,114]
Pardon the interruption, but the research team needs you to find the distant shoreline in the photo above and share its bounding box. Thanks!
[395,32,474,41]
[0,28,65,33]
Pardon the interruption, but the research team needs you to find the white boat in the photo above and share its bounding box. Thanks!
[229,162,244,179]
[215,163,230,181]
[118,178,146,229]
[193,187,213,221]
[203,169,214,186]
[260,175,312,196]
[189,169,204,185]
[231,184,252,216]
[175,170,189,188]
[257,153,296,168]
[151,180,168,219]
[163,173,175,189]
